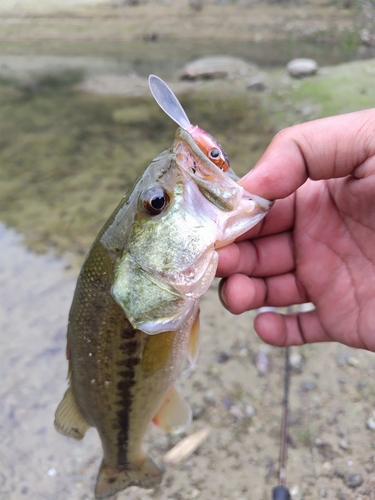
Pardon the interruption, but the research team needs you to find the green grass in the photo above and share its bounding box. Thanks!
[263,59,375,130]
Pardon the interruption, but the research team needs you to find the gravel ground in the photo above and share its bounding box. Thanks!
[2,222,375,500]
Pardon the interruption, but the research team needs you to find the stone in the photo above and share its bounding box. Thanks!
[339,440,349,450]
[247,75,266,91]
[244,404,255,419]
[300,380,317,392]
[289,352,304,373]
[347,356,359,367]
[345,473,364,488]
[216,351,230,364]
[335,468,345,478]
[229,405,244,420]
[286,58,318,79]
[179,56,258,81]
[255,346,269,375]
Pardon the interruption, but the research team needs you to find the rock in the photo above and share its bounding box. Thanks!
[300,380,317,392]
[357,379,367,390]
[335,468,345,478]
[192,405,205,420]
[247,75,266,91]
[244,404,255,419]
[347,356,359,367]
[289,352,304,373]
[255,345,269,375]
[336,492,349,500]
[286,58,318,79]
[216,351,230,364]
[345,473,364,489]
[229,405,244,420]
[366,417,375,430]
[336,353,350,367]
[179,56,258,81]
[203,391,216,405]
[143,32,159,42]
[339,440,349,450]
[290,485,302,500]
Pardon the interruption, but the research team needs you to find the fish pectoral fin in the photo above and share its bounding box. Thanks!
[152,386,192,435]
[94,456,163,500]
[54,386,91,440]
[180,309,200,381]
[188,308,200,368]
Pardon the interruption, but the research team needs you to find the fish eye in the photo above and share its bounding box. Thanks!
[209,148,221,159]
[141,187,170,216]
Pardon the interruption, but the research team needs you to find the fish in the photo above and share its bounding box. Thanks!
[55,77,272,500]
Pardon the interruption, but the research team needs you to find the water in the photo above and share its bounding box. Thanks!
[2,37,375,81]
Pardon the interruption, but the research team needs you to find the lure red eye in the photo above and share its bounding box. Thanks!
[188,126,230,172]
[209,148,220,159]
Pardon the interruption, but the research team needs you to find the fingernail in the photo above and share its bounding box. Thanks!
[218,279,229,310]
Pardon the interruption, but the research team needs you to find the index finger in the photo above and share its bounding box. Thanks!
[240,109,375,200]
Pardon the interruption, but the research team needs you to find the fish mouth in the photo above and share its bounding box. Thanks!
[173,127,272,213]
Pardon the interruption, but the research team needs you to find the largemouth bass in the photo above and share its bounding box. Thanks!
[55,77,272,500]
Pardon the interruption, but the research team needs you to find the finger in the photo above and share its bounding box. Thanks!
[216,232,294,278]
[219,275,266,314]
[254,311,332,346]
[219,273,308,314]
[240,109,375,200]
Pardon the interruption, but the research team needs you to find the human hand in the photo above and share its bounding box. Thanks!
[217,109,375,351]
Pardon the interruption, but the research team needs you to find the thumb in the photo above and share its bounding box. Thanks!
[240,109,375,200]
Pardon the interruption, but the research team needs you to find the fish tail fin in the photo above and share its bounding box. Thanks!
[94,456,164,500]
[54,386,91,440]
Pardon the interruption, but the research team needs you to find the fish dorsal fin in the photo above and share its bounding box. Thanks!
[54,386,91,440]
[152,385,192,435]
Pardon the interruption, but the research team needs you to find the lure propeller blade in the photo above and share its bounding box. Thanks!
[148,75,191,130]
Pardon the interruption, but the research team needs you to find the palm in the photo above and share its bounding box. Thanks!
[293,177,375,349]
[217,109,375,350]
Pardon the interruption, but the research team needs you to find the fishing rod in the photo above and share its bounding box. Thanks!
[272,346,291,500]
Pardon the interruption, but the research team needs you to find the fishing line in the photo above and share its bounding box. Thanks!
[272,346,291,500]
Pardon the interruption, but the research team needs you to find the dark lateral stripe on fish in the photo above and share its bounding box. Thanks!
[120,340,138,350]
[120,324,136,340]
[116,358,138,368]
[115,327,140,465]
